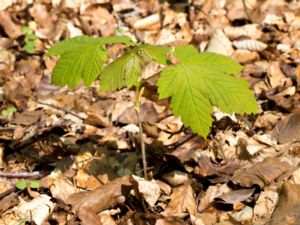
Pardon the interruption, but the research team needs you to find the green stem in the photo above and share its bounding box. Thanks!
[134,86,147,179]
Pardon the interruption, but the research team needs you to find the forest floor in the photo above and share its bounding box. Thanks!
[0,0,300,224]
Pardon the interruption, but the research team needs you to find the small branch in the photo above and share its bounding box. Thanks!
[0,187,16,199]
[0,171,48,179]
[36,100,85,120]
[0,127,15,131]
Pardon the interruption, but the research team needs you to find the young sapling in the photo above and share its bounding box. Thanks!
[47,35,258,179]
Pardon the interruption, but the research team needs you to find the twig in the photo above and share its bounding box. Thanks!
[36,100,85,120]
[0,171,48,179]
[140,71,162,84]
[0,127,15,131]
[0,187,16,199]
[166,133,197,149]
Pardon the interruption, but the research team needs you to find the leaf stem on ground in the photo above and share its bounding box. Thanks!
[134,86,148,180]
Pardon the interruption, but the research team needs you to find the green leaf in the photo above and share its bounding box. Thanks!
[21,26,30,34]
[16,218,29,225]
[135,44,170,65]
[1,106,17,117]
[100,44,170,91]
[26,33,37,41]
[16,180,26,189]
[157,45,258,137]
[24,41,36,54]
[16,180,40,190]
[47,35,135,88]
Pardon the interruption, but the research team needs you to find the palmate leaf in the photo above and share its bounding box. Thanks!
[47,35,134,88]
[100,44,170,91]
[157,45,258,137]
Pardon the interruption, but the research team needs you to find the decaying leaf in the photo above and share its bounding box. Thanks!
[12,110,43,126]
[130,175,161,207]
[224,24,262,40]
[214,188,255,210]
[163,182,196,218]
[15,194,55,225]
[252,188,279,225]
[206,29,234,56]
[230,206,253,224]
[232,157,291,188]
[0,193,19,214]
[272,111,300,144]
[161,171,189,187]
[194,155,240,183]
[268,182,300,225]
[198,183,230,212]
[66,176,131,225]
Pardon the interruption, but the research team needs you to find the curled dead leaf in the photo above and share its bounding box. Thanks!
[231,157,291,188]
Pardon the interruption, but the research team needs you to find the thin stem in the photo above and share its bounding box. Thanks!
[134,87,147,179]
[0,171,48,179]
[242,0,252,22]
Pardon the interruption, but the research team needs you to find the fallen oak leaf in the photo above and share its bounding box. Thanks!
[66,176,132,225]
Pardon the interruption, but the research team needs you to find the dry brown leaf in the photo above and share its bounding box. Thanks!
[130,175,161,207]
[232,157,291,188]
[206,29,234,56]
[272,111,300,144]
[252,187,279,225]
[0,11,22,39]
[84,112,110,128]
[231,49,259,64]
[162,171,189,187]
[163,182,196,218]
[99,211,118,225]
[230,206,253,224]
[224,24,262,40]
[268,182,300,225]
[81,5,116,36]
[16,194,55,225]
[0,193,19,214]
[46,173,78,204]
[66,176,131,225]
[133,14,160,30]
[129,212,187,225]
[194,156,240,183]
[268,61,293,91]
[214,188,255,210]
[13,110,43,126]
[198,183,230,212]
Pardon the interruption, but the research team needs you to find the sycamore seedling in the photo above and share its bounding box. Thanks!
[47,35,258,179]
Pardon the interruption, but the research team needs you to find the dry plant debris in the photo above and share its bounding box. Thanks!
[0,0,300,224]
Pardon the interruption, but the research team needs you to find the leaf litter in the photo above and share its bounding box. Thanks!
[0,0,300,224]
